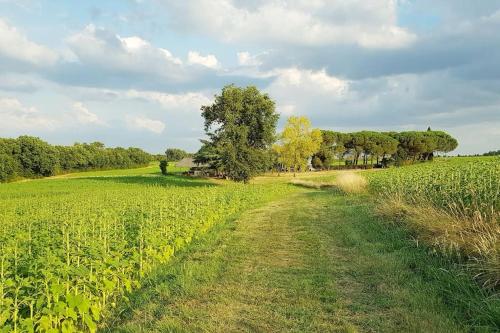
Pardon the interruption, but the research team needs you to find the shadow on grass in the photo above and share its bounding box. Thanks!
[78,174,217,188]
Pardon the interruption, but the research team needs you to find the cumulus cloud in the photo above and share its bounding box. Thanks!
[120,36,183,65]
[43,24,255,91]
[125,90,211,110]
[126,115,165,133]
[162,0,416,48]
[73,102,105,125]
[187,51,219,69]
[0,97,59,131]
[237,51,263,66]
[0,73,41,92]
[65,24,186,81]
[0,18,58,66]
[270,68,348,95]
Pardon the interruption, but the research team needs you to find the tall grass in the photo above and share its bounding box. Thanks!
[290,171,367,194]
[335,172,368,194]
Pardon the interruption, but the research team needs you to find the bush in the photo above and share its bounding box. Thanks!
[159,160,168,175]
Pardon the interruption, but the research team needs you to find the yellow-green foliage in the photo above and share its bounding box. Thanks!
[0,175,293,332]
[274,116,322,173]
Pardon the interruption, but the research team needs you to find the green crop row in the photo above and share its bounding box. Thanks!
[0,176,293,332]
[365,157,499,290]
[366,157,500,222]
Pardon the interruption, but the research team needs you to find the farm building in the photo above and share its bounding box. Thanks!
[175,157,198,168]
[176,157,211,176]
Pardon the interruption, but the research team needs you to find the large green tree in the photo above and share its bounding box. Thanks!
[199,85,279,182]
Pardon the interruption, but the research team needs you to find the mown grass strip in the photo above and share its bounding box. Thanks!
[105,189,499,332]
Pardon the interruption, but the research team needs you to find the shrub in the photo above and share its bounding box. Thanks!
[159,160,168,175]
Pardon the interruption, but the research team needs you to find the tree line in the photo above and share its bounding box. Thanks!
[0,136,153,182]
[190,85,458,182]
[311,128,458,169]
[482,150,500,156]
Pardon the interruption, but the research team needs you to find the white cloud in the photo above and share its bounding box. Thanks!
[237,51,262,66]
[265,67,351,124]
[159,48,183,65]
[271,68,348,94]
[126,115,165,133]
[0,97,59,130]
[125,90,211,110]
[278,104,296,116]
[66,25,185,80]
[0,18,58,66]
[119,35,183,65]
[0,97,37,114]
[187,51,219,68]
[119,36,150,51]
[163,0,416,48]
[73,102,105,125]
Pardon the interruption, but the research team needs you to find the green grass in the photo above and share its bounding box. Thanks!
[55,161,188,178]
[104,189,499,332]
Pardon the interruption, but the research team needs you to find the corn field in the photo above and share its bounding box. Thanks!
[0,176,292,332]
[367,157,500,222]
[366,157,500,289]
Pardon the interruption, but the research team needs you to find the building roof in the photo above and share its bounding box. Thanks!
[175,157,207,168]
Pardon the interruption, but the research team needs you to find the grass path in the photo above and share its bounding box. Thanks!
[105,189,492,332]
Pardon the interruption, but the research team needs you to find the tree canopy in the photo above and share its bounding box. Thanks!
[274,116,322,175]
[0,136,153,182]
[312,129,458,168]
[197,84,279,182]
[164,148,190,162]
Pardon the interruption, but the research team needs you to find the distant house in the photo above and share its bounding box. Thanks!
[176,157,210,176]
[175,157,199,168]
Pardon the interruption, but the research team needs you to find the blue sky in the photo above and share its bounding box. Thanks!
[1,0,499,154]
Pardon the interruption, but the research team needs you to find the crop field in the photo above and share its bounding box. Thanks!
[0,169,293,332]
[367,157,500,222]
[366,157,500,289]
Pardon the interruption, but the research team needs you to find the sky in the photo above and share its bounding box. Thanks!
[0,0,499,154]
